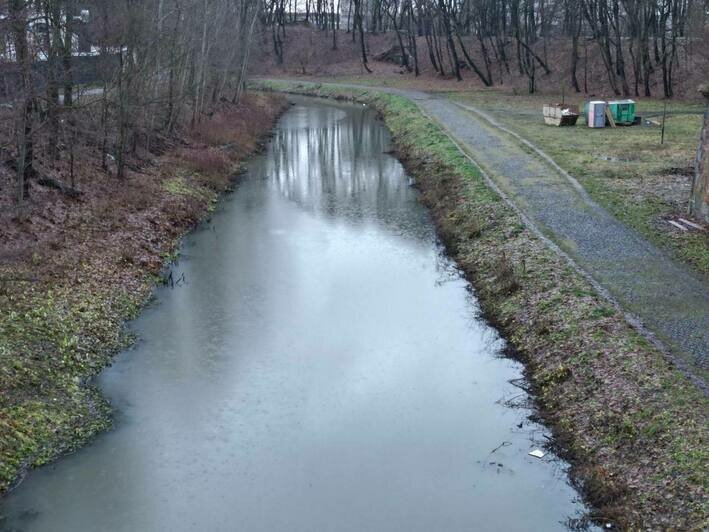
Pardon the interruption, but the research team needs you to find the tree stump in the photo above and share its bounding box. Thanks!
[690,84,709,223]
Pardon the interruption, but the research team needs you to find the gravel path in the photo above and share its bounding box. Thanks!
[289,82,709,376]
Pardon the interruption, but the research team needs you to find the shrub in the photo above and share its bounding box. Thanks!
[181,147,230,178]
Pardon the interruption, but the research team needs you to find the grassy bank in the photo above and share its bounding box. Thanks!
[0,92,288,496]
[255,80,708,529]
[447,90,709,278]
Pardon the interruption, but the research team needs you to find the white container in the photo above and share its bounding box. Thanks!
[588,100,606,128]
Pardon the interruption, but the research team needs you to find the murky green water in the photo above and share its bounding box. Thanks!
[1,97,588,531]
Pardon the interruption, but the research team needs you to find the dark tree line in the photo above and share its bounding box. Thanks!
[1,0,261,216]
[264,0,706,96]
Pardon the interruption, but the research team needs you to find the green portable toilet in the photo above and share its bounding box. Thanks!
[607,99,636,125]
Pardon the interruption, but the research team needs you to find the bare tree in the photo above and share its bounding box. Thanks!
[9,0,34,214]
[690,84,709,223]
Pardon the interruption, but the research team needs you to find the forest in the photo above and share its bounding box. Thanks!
[263,0,706,96]
[1,0,260,215]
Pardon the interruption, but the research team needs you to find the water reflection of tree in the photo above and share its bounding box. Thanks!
[266,104,432,241]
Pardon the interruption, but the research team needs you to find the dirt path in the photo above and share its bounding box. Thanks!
[270,80,709,378]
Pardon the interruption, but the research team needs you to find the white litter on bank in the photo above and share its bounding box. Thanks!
[678,218,705,230]
[668,220,688,231]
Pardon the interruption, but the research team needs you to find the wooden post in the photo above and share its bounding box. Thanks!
[689,84,709,223]
[660,99,668,144]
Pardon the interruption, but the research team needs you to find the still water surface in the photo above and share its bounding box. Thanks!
[1,97,588,531]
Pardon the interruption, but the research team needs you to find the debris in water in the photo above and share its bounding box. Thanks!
[528,449,546,459]
[488,441,512,455]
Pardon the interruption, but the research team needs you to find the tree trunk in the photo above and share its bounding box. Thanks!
[438,0,461,81]
[46,2,62,161]
[406,3,419,76]
[117,48,127,179]
[354,0,372,72]
[454,31,492,86]
[689,85,709,223]
[234,5,260,104]
[9,0,34,211]
[63,0,74,108]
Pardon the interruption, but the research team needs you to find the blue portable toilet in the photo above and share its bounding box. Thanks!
[586,101,606,128]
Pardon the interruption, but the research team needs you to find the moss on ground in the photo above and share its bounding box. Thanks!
[0,270,146,492]
[163,175,214,200]
[255,79,708,529]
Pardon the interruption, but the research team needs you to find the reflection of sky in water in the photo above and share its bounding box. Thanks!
[266,101,432,241]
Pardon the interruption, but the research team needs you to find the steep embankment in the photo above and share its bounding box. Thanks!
[0,93,288,496]
[255,80,708,530]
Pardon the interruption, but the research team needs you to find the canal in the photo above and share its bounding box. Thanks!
[0,97,588,531]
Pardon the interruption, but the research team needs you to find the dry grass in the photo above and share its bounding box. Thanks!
[189,95,275,154]
[180,147,231,178]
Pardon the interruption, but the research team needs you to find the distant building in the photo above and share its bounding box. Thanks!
[0,4,93,63]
